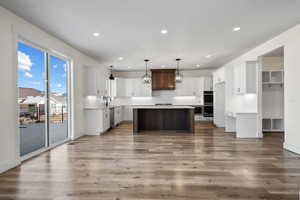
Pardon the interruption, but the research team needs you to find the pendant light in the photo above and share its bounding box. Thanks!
[175,58,183,83]
[109,65,115,80]
[142,59,151,84]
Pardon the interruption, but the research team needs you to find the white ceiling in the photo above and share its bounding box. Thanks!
[1,0,300,71]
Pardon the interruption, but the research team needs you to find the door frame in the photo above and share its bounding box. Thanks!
[16,37,73,162]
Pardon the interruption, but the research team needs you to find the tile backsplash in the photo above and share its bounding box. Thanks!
[112,95,203,106]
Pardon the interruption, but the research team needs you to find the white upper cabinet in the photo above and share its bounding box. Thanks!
[116,78,126,97]
[116,78,151,97]
[84,66,107,97]
[213,68,225,85]
[203,76,213,91]
[136,79,152,97]
[234,61,257,94]
[176,77,206,96]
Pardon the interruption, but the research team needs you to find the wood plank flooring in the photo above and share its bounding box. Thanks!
[1,122,300,200]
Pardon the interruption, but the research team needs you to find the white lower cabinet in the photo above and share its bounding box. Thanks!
[114,106,123,126]
[103,108,110,131]
[225,112,261,138]
[123,106,133,121]
[85,108,110,135]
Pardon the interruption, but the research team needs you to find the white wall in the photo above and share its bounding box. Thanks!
[217,23,300,154]
[0,6,106,173]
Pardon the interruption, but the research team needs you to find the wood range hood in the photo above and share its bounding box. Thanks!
[151,69,176,90]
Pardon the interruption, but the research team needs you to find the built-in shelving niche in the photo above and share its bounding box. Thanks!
[260,48,284,133]
[262,118,284,132]
[262,70,284,85]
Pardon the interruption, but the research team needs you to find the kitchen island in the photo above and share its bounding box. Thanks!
[133,106,195,133]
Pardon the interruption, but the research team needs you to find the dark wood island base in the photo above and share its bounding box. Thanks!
[133,106,195,133]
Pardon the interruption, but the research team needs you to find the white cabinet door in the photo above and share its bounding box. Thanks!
[85,109,104,135]
[213,68,225,85]
[116,78,126,97]
[114,107,121,125]
[84,67,108,97]
[175,81,184,96]
[204,76,213,91]
[96,68,106,96]
[131,79,139,97]
[176,79,191,96]
[123,106,133,121]
[195,77,204,96]
[234,65,244,94]
[122,78,152,97]
[176,77,203,96]
[245,61,257,94]
[138,80,152,97]
[125,79,133,97]
[103,108,110,131]
[198,77,205,92]
[84,67,97,96]
[185,78,194,96]
[190,78,202,96]
[233,61,257,94]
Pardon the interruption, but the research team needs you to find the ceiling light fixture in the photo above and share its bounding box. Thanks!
[161,29,168,34]
[93,32,100,37]
[161,65,165,68]
[142,59,151,84]
[206,54,212,59]
[109,65,115,80]
[118,57,124,61]
[175,58,183,83]
[196,64,201,67]
[233,27,241,32]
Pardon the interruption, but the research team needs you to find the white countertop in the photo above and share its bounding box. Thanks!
[84,105,123,110]
[84,106,107,110]
[226,111,257,117]
[132,105,194,109]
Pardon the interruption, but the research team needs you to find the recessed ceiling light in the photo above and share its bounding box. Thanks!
[93,32,100,37]
[206,55,212,59]
[118,57,124,61]
[127,66,131,69]
[196,64,201,67]
[233,27,241,32]
[161,29,168,34]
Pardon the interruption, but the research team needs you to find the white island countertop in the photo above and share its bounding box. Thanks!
[132,105,195,109]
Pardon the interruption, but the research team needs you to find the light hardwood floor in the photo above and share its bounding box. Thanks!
[0,122,300,200]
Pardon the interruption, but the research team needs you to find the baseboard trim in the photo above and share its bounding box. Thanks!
[0,159,20,174]
[284,142,300,155]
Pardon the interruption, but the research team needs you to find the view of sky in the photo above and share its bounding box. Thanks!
[18,42,67,95]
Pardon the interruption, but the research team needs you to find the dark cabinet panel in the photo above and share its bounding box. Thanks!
[151,69,175,90]
[133,108,195,133]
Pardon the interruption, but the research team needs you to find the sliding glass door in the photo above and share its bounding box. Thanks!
[18,41,70,158]
[18,42,47,156]
[49,55,69,144]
